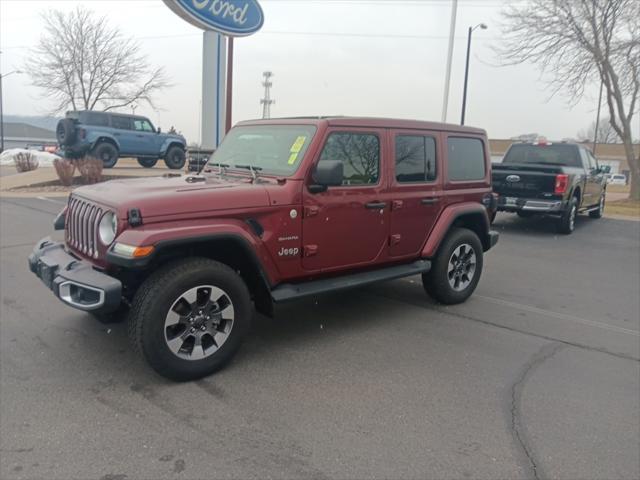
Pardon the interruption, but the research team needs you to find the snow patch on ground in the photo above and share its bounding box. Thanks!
[0,148,61,167]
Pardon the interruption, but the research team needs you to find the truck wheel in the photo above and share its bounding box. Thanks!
[589,193,605,219]
[137,158,158,168]
[164,146,186,170]
[56,119,76,146]
[93,142,119,168]
[422,228,483,305]
[128,258,251,381]
[558,197,578,234]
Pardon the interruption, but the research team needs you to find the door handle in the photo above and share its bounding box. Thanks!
[421,198,440,205]
[365,201,386,209]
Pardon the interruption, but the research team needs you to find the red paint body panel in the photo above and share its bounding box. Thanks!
[63,117,496,289]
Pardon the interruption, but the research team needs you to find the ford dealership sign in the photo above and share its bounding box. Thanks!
[163,0,264,36]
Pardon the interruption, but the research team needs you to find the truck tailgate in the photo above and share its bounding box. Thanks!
[492,164,559,197]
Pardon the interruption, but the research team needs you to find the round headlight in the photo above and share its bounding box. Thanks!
[99,211,117,245]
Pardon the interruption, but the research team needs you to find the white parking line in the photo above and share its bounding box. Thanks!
[475,294,640,337]
[36,196,65,205]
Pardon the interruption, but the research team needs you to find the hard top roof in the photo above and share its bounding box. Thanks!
[237,116,486,135]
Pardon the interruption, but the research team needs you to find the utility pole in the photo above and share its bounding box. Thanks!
[441,0,458,123]
[260,71,274,119]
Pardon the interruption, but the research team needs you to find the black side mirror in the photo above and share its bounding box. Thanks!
[601,165,611,174]
[309,160,343,193]
[157,127,161,134]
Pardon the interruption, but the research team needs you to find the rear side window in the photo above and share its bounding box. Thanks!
[81,112,109,127]
[395,135,437,183]
[111,116,131,130]
[447,137,485,181]
[319,132,380,186]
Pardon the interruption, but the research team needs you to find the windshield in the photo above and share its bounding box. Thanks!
[502,144,581,167]
[208,125,317,176]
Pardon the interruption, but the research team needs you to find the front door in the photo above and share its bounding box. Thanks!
[388,131,443,257]
[302,129,389,272]
[586,149,604,205]
[132,118,159,155]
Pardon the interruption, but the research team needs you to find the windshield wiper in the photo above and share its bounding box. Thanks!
[235,164,262,182]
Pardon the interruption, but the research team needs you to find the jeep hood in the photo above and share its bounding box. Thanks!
[73,175,270,219]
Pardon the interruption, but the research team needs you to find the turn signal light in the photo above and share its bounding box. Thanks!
[554,174,569,194]
[112,243,155,258]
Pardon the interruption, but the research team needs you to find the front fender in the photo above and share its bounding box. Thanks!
[160,138,185,156]
[106,219,278,286]
[421,202,492,258]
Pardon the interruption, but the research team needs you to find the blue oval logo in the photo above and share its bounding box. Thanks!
[164,0,264,37]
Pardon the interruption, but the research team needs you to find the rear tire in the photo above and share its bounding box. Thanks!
[422,228,483,305]
[137,158,158,168]
[128,258,251,381]
[589,192,605,219]
[558,197,578,234]
[92,142,119,168]
[164,146,186,170]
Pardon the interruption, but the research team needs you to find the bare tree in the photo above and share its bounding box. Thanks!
[497,0,640,199]
[25,7,169,114]
[577,117,621,143]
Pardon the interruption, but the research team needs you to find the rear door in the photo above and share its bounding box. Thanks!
[110,115,135,154]
[388,130,443,258]
[302,128,390,272]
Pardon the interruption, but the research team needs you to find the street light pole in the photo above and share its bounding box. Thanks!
[0,70,22,153]
[460,24,487,125]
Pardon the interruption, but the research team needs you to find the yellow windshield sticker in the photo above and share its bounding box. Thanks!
[288,153,299,165]
[290,136,306,153]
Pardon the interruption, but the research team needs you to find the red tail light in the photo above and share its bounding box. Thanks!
[554,174,568,194]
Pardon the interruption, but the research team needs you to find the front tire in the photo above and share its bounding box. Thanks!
[128,258,251,381]
[558,197,578,234]
[422,228,483,305]
[92,142,119,168]
[164,146,186,170]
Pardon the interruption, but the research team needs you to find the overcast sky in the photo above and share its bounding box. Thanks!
[1,0,638,144]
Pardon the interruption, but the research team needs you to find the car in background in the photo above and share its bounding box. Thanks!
[492,139,609,234]
[56,110,186,169]
[607,174,627,186]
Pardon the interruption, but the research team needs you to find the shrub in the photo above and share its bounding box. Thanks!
[14,151,39,172]
[53,158,76,186]
[76,156,103,184]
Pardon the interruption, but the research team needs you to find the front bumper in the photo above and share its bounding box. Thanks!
[496,195,566,213]
[28,238,122,313]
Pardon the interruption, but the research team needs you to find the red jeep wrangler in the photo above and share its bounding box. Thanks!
[29,117,498,380]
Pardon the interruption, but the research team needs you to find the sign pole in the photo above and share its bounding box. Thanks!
[201,31,227,150]
[226,37,234,134]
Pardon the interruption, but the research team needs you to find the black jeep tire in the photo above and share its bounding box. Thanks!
[422,228,483,305]
[137,158,158,168]
[517,211,535,218]
[128,257,251,381]
[90,303,129,324]
[589,192,605,219]
[164,146,186,170]
[558,196,578,234]
[93,142,119,168]
[56,119,77,146]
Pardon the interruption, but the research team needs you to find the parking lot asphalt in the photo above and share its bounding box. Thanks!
[1,197,638,480]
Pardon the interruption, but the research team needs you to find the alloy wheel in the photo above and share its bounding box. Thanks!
[164,285,234,361]
[447,244,476,291]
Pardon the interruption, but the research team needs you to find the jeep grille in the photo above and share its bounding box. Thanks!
[66,197,104,259]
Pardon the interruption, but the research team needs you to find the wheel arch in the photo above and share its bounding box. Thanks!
[161,140,186,157]
[92,136,120,152]
[422,203,492,257]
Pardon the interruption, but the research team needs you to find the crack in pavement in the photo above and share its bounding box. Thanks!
[509,342,565,480]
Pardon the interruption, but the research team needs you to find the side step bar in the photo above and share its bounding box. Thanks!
[271,259,431,303]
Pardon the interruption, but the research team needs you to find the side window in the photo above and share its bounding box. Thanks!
[395,135,437,183]
[447,137,485,181]
[587,151,598,170]
[111,116,131,130]
[85,112,109,126]
[319,132,380,186]
[133,119,154,132]
[578,148,590,169]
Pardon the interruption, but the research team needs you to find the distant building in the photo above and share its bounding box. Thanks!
[1,122,57,151]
